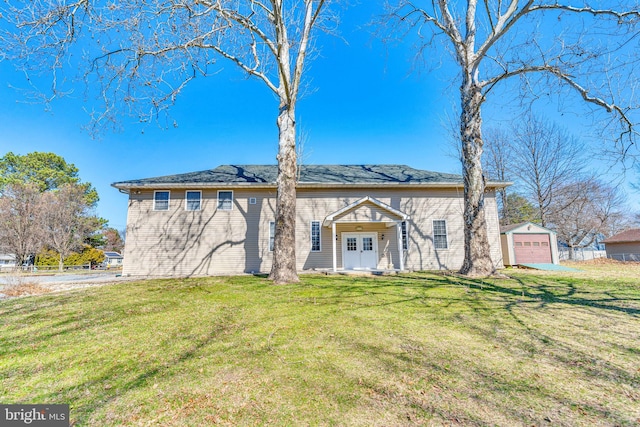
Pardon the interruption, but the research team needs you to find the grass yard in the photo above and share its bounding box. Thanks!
[1,263,639,426]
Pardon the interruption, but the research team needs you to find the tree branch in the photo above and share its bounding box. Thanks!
[530,4,640,20]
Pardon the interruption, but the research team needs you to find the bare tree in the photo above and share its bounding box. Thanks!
[102,228,125,253]
[483,127,513,225]
[549,177,627,259]
[509,115,585,227]
[40,184,95,271]
[388,1,640,276]
[0,183,45,267]
[3,0,336,283]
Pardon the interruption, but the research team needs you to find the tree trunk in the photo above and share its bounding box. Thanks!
[58,253,64,272]
[269,105,300,284]
[459,75,496,276]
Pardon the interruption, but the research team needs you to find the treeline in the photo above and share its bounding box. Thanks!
[0,152,123,270]
[483,115,639,256]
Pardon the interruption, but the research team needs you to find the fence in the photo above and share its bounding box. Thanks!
[0,264,92,273]
[608,253,640,262]
[558,249,607,261]
[32,264,92,271]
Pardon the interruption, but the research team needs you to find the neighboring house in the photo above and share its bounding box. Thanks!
[103,251,124,268]
[602,229,640,261]
[0,254,17,271]
[112,165,509,276]
[500,222,559,266]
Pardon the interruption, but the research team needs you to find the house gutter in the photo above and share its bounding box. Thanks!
[112,181,512,190]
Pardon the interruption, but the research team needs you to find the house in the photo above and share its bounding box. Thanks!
[602,229,640,261]
[500,222,559,266]
[0,254,17,271]
[111,165,509,276]
[103,251,124,268]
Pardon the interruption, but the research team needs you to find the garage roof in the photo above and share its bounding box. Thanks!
[500,222,555,234]
[602,228,640,244]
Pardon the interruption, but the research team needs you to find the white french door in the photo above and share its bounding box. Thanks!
[342,232,378,270]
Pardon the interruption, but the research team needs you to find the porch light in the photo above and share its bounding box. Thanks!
[381,234,384,240]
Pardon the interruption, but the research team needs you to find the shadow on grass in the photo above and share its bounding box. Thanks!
[1,273,639,426]
[39,308,237,424]
[289,271,640,319]
[439,273,640,317]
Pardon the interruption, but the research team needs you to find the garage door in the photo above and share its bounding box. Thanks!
[513,234,552,264]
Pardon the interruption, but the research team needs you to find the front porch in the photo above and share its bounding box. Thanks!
[322,196,410,273]
[301,268,403,277]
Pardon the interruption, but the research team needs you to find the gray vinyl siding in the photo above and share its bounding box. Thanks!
[123,187,503,276]
[605,242,640,256]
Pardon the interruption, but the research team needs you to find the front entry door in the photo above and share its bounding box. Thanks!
[342,233,378,270]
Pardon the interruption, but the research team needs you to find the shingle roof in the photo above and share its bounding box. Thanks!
[113,164,509,188]
[602,228,640,243]
[500,222,554,234]
[103,251,122,258]
[500,222,529,233]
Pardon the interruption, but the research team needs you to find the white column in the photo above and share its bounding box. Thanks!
[332,222,337,272]
[397,222,405,271]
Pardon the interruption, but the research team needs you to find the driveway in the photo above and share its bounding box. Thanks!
[0,272,135,299]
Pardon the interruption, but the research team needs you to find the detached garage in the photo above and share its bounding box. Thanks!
[501,222,559,266]
[602,228,640,261]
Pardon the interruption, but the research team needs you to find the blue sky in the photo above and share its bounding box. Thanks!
[0,3,637,231]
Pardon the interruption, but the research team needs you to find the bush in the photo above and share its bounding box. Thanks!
[35,247,106,267]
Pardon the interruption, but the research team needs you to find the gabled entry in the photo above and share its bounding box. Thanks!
[323,196,410,272]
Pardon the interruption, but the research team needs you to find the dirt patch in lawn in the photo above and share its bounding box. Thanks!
[2,282,50,297]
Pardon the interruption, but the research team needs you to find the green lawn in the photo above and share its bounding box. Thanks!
[1,268,639,426]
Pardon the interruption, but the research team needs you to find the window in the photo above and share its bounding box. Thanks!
[217,191,233,210]
[311,221,321,252]
[154,191,170,211]
[401,221,408,250]
[249,197,257,205]
[362,237,373,251]
[433,220,448,249]
[269,221,275,252]
[185,191,201,211]
[346,237,357,251]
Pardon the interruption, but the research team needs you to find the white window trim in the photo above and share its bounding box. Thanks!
[311,220,321,252]
[217,190,234,211]
[433,219,449,250]
[153,190,170,211]
[185,190,202,211]
[269,221,275,252]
